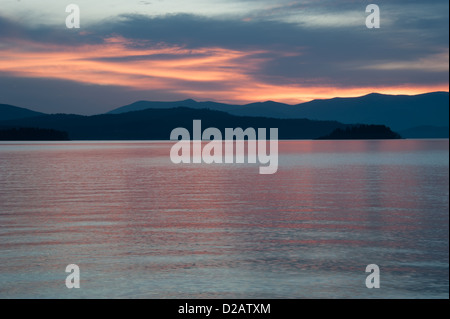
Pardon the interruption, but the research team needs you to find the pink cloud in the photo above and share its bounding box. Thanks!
[0,36,447,104]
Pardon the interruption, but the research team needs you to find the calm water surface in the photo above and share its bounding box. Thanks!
[0,140,448,298]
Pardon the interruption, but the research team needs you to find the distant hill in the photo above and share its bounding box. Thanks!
[107,92,449,136]
[288,92,449,132]
[0,104,46,121]
[108,99,294,119]
[107,99,239,114]
[0,107,348,140]
[317,125,402,140]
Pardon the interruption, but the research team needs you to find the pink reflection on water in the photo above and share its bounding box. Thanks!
[0,140,448,298]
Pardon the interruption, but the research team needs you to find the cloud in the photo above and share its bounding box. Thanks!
[0,0,448,113]
[358,50,449,72]
[0,35,264,89]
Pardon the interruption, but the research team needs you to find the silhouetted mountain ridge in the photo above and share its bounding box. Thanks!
[0,107,350,140]
[0,104,46,121]
[107,92,449,137]
[1,92,447,139]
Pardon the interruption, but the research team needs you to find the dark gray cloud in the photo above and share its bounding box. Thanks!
[91,11,449,87]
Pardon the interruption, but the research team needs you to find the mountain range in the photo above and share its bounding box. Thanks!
[106,92,449,138]
[0,107,348,140]
[0,92,448,139]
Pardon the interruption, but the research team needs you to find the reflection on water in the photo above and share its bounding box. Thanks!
[0,140,448,298]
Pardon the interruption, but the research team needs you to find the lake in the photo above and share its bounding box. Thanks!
[0,140,448,298]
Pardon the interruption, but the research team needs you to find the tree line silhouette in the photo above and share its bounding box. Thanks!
[0,128,69,141]
[317,124,402,140]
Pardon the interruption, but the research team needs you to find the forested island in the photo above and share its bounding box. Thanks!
[0,128,69,141]
[317,124,402,140]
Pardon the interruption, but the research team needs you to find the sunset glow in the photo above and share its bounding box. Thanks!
[0,37,447,106]
[0,0,448,113]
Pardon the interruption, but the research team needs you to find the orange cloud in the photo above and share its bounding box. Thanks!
[0,37,447,104]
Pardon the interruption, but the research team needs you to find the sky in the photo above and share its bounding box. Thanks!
[0,0,448,114]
